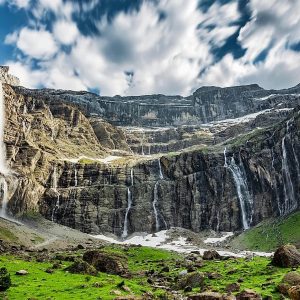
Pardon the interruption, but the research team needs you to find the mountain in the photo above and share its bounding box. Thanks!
[0,65,300,238]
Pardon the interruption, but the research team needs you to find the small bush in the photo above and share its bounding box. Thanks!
[0,267,11,291]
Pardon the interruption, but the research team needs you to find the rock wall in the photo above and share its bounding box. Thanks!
[15,83,300,127]
[1,65,299,237]
[37,110,300,236]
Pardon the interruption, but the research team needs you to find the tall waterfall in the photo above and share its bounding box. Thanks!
[158,158,164,179]
[280,118,298,215]
[51,165,60,222]
[153,181,160,232]
[0,82,10,218]
[74,167,78,187]
[151,159,167,231]
[224,148,253,230]
[122,168,134,238]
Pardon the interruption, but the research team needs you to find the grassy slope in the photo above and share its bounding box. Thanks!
[0,245,298,300]
[231,211,300,252]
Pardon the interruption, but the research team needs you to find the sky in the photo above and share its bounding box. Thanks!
[0,0,299,96]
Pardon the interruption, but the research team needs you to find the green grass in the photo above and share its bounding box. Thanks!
[0,245,297,299]
[231,211,300,251]
[199,256,294,299]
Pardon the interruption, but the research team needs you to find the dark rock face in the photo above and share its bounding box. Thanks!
[1,64,300,237]
[272,245,300,267]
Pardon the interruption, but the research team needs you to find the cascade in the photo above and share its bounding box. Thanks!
[0,177,8,218]
[122,168,134,238]
[151,159,167,231]
[74,167,78,187]
[0,82,10,218]
[158,159,164,179]
[279,118,299,215]
[152,181,160,232]
[224,148,253,230]
[51,165,60,222]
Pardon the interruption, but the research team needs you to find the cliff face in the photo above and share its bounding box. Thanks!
[1,66,300,237]
[35,110,300,236]
[15,83,300,127]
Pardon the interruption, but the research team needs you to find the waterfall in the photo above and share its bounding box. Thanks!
[0,178,8,218]
[279,118,299,215]
[74,167,78,187]
[281,136,297,214]
[151,159,167,231]
[0,82,10,218]
[153,181,160,232]
[51,165,60,222]
[158,159,164,179]
[224,148,253,230]
[122,168,134,238]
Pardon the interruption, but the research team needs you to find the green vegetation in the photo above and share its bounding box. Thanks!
[231,211,300,251]
[0,244,297,299]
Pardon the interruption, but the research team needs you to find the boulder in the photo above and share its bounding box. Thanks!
[203,250,221,260]
[177,271,204,289]
[15,270,28,276]
[65,260,98,276]
[272,245,300,267]
[277,271,300,295]
[288,285,300,300]
[83,250,128,276]
[236,289,262,300]
[226,282,240,292]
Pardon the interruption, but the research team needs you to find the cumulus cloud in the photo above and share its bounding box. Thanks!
[16,28,58,59]
[53,20,79,45]
[4,0,300,95]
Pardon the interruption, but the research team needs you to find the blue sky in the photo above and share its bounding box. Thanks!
[0,0,299,96]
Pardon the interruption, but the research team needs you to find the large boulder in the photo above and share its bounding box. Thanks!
[203,250,221,260]
[65,260,98,276]
[236,289,262,300]
[277,271,300,295]
[176,271,205,289]
[288,285,300,300]
[272,245,300,267]
[83,250,128,276]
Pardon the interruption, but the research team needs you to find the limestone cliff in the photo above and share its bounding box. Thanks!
[1,66,300,237]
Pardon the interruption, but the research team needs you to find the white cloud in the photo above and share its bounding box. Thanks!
[16,28,58,59]
[53,20,79,45]
[7,61,46,88]
[0,0,30,8]
[4,0,300,95]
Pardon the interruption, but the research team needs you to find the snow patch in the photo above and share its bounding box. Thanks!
[204,232,234,244]
[92,230,273,258]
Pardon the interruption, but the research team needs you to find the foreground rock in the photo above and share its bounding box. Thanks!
[15,270,28,276]
[236,289,262,300]
[288,285,300,300]
[272,245,300,267]
[203,250,222,260]
[65,260,98,276]
[277,271,300,295]
[83,250,129,276]
[176,271,204,289]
